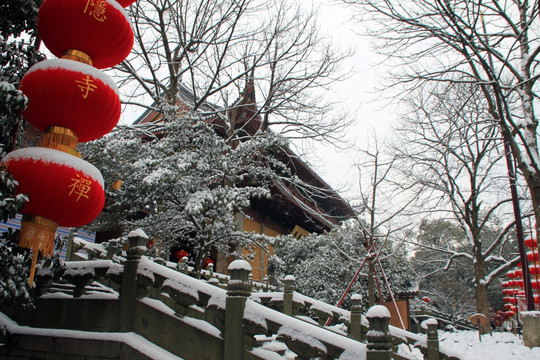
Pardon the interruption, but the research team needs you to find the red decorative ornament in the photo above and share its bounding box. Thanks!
[37,0,134,69]
[504,310,515,317]
[529,264,540,275]
[534,294,540,304]
[513,268,523,278]
[504,297,517,304]
[2,147,105,228]
[174,250,188,260]
[507,270,518,279]
[116,0,137,7]
[525,238,538,248]
[20,59,121,142]
[527,251,540,262]
[501,281,512,288]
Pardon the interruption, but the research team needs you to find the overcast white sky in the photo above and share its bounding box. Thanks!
[298,0,397,201]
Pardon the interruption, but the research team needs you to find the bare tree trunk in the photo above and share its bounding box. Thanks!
[473,257,491,335]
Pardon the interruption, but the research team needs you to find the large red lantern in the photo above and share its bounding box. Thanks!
[20,59,121,142]
[37,0,134,69]
[2,147,105,228]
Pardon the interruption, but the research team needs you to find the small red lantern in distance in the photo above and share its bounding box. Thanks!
[175,250,188,260]
[2,147,105,227]
[20,59,121,142]
[507,270,518,279]
[527,251,540,262]
[37,0,134,69]
[514,268,523,278]
[525,238,538,248]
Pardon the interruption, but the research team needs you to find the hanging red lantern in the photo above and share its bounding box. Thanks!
[504,297,517,304]
[527,251,540,262]
[507,270,518,279]
[501,281,512,288]
[116,0,136,7]
[2,147,105,228]
[20,59,121,142]
[37,0,134,69]
[513,268,523,278]
[525,238,538,248]
[504,310,515,317]
[529,264,540,275]
[534,293,540,304]
[514,279,525,288]
[174,250,188,260]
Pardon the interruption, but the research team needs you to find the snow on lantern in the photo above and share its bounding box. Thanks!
[116,0,136,7]
[2,147,105,229]
[37,0,133,69]
[513,268,523,278]
[20,59,121,143]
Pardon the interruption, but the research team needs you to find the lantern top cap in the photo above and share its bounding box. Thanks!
[26,59,119,95]
[2,147,104,187]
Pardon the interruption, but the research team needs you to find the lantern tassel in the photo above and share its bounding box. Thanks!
[19,215,58,286]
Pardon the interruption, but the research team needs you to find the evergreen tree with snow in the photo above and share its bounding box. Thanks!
[271,219,416,310]
[0,0,44,312]
[80,107,291,275]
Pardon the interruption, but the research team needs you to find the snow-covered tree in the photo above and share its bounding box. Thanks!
[393,82,520,334]
[271,219,416,310]
[0,0,44,313]
[80,109,291,275]
[346,0,540,257]
[116,0,351,145]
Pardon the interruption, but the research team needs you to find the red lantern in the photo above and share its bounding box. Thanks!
[514,279,525,288]
[527,251,540,262]
[534,294,540,304]
[525,238,538,248]
[504,297,517,304]
[174,250,188,260]
[529,264,540,275]
[37,0,133,69]
[2,147,105,228]
[20,59,121,142]
[514,268,523,278]
[507,270,518,279]
[116,0,137,7]
[504,310,515,317]
[532,280,540,290]
[501,281,512,288]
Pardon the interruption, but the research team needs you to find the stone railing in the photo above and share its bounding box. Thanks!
[14,232,461,360]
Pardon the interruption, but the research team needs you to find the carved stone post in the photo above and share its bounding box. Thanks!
[224,260,252,360]
[120,229,148,331]
[350,294,364,341]
[425,318,439,360]
[283,275,295,316]
[366,305,393,360]
[521,311,540,348]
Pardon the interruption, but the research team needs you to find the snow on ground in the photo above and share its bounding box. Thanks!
[401,329,540,360]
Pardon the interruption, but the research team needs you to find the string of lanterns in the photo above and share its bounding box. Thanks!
[500,238,540,320]
[1,0,136,284]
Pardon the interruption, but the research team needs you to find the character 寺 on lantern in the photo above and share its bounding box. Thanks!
[20,59,121,142]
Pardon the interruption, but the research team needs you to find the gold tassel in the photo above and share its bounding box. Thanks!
[41,126,81,157]
[19,215,58,286]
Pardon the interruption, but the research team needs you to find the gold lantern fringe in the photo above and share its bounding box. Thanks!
[41,126,81,157]
[19,215,58,286]
[62,49,93,66]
